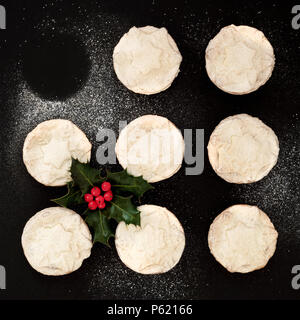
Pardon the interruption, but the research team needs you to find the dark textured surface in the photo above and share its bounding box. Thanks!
[0,0,299,300]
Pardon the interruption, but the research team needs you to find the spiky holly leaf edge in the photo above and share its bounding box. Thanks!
[52,158,153,246]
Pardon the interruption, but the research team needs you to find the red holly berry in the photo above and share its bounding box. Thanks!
[95,195,104,204]
[88,201,98,211]
[104,190,113,201]
[98,201,106,209]
[84,193,93,203]
[91,186,101,197]
[101,181,111,192]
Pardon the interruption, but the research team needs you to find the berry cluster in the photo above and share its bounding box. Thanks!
[84,182,113,211]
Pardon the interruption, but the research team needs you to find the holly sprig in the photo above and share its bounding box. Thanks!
[52,158,154,246]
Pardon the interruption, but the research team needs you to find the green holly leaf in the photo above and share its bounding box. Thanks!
[85,210,114,247]
[51,160,147,248]
[71,158,105,195]
[104,195,140,225]
[51,181,84,207]
[107,169,154,200]
[82,208,90,217]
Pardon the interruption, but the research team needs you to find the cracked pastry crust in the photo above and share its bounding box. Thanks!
[21,207,92,276]
[208,204,278,273]
[113,26,182,95]
[205,24,275,95]
[23,119,92,186]
[207,114,279,184]
[115,204,185,274]
[115,115,185,183]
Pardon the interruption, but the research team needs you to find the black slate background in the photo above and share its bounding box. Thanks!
[0,0,299,300]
